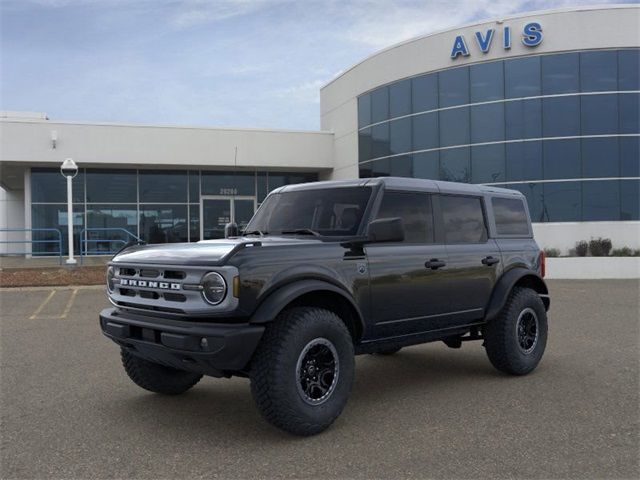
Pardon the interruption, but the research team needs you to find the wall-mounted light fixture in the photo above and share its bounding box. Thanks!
[51,130,58,149]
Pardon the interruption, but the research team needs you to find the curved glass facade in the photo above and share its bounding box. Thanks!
[358,49,640,222]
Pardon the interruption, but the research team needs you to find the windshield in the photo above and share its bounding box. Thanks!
[245,186,373,237]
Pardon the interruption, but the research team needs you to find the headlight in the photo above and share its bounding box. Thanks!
[201,272,227,305]
[106,266,115,293]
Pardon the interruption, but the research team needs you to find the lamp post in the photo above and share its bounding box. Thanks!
[60,158,78,265]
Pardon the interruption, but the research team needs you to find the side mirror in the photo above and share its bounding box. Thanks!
[367,217,404,243]
[224,222,239,238]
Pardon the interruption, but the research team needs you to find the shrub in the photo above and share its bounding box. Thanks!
[634,249,640,257]
[611,247,632,257]
[574,241,589,257]
[544,248,561,257]
[589,237,612,257]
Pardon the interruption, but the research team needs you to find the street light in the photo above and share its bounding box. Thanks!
[60,158,78,265]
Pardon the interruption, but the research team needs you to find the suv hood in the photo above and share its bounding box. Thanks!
[111,236,323,266]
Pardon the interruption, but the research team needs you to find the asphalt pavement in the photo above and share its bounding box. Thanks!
[1,280,638,479]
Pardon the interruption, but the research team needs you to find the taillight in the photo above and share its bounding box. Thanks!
[539,250,546,278]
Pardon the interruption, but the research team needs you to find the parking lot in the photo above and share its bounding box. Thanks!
[1,280,638,479]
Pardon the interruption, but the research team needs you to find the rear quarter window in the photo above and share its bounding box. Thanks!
[492,197,531,236]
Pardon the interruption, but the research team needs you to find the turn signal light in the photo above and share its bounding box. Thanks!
[233,276,240,298]
[539,250,546,278]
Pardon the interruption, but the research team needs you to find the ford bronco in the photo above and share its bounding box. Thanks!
[100,177,550,435]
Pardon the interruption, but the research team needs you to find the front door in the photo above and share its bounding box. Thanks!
[200,196,256,240]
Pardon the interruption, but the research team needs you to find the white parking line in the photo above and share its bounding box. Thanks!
[29,290,56,320]
[59,289,79,319]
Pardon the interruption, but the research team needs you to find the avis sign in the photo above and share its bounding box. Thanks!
[450,22,543,59]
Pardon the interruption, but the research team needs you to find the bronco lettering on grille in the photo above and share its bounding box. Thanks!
[120,279,181,290]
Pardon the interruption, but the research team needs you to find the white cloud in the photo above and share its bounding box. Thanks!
[169,0,288,28]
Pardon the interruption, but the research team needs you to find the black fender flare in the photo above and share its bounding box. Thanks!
[484,268,549,322]
[249,279,365,332]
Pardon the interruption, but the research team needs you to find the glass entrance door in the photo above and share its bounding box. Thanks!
[200,196,256,240]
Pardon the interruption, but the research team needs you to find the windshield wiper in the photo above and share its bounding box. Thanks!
[243,230,268,236]
[280,228,322,237]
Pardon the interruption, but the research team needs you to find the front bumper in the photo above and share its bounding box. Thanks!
[99,308,264,377]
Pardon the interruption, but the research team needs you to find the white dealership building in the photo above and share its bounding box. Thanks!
[1,5,638,257]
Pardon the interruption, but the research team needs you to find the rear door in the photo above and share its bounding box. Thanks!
[365,190,450,338]
[438,194,501,325]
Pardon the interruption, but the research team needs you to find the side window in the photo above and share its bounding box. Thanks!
[440,195,487,244]
[375,191,434,243]
[492,197,530,236]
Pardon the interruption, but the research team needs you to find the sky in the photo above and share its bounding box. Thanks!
[0,0,634,130]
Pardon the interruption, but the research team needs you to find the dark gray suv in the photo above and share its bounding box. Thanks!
[100,177,550,435]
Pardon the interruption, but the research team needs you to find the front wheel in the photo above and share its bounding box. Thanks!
[121,349,202,395]
[250,307,355,436]
[484,287,548,375]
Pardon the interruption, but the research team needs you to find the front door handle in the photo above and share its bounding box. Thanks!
[425,259,446,270]
[482,256,500,266]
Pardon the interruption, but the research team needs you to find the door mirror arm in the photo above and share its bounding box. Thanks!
[340,217,405,248]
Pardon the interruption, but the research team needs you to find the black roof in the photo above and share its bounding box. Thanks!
[277,177,522,197]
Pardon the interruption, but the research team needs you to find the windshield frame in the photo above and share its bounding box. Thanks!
[244,184,380,240]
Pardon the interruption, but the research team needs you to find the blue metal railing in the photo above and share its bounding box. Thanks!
[80,228,142,262]
[0,228,64,264]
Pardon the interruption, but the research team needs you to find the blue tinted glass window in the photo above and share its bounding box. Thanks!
[31,204,84,255]
[471,144,505,183]
[371,87,389,123]
[505,99,542,140]
[543,96,580,137]
[439,107,470,147]
[389,79,411,118]
[359,163,373,178]
[506,141,543,182]
[189,171,200,203]
[440,147,470,183]
[31,168,85,203]
[507,183,544,223]
[86,206,138,245]
[581,50,617,92]
[358,94,371,128]
[620,137,640,177]
[257,172,267,203]
[189,205,199,242]
[505,56,541,98]
[371,123,390,158]
[619,49,640,90]
[581,94,618,135]
[139,205,188,243]
[543,182,581,221]
[359,128,373,162]
[544,139,581,180]
[439,67,469,107]
[86,169,136,203]
[389,117,412,155]
[620,93,639,134]
[470,61,504,102]
[621,179,640,220]
[582,138,619,178]
[412,74,438,113]
[412,112,439,151]
[413,151,439,179]
[471,103,504,143]
[541,53,579,95]
[583,181,620,221]
[371,158,391,177]
[139,170,187,203]
[389,155,412,177]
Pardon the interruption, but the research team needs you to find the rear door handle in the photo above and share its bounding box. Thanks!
[425,259,446,270]
[482,256,500,266]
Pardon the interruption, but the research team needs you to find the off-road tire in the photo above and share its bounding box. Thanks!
[121,349,202,395]
[250,307,355,436]
[484,287,547,375]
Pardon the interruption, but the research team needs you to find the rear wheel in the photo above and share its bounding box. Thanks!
[120,349,202,395]
[484,287,547,375]
[250,307,355,436]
